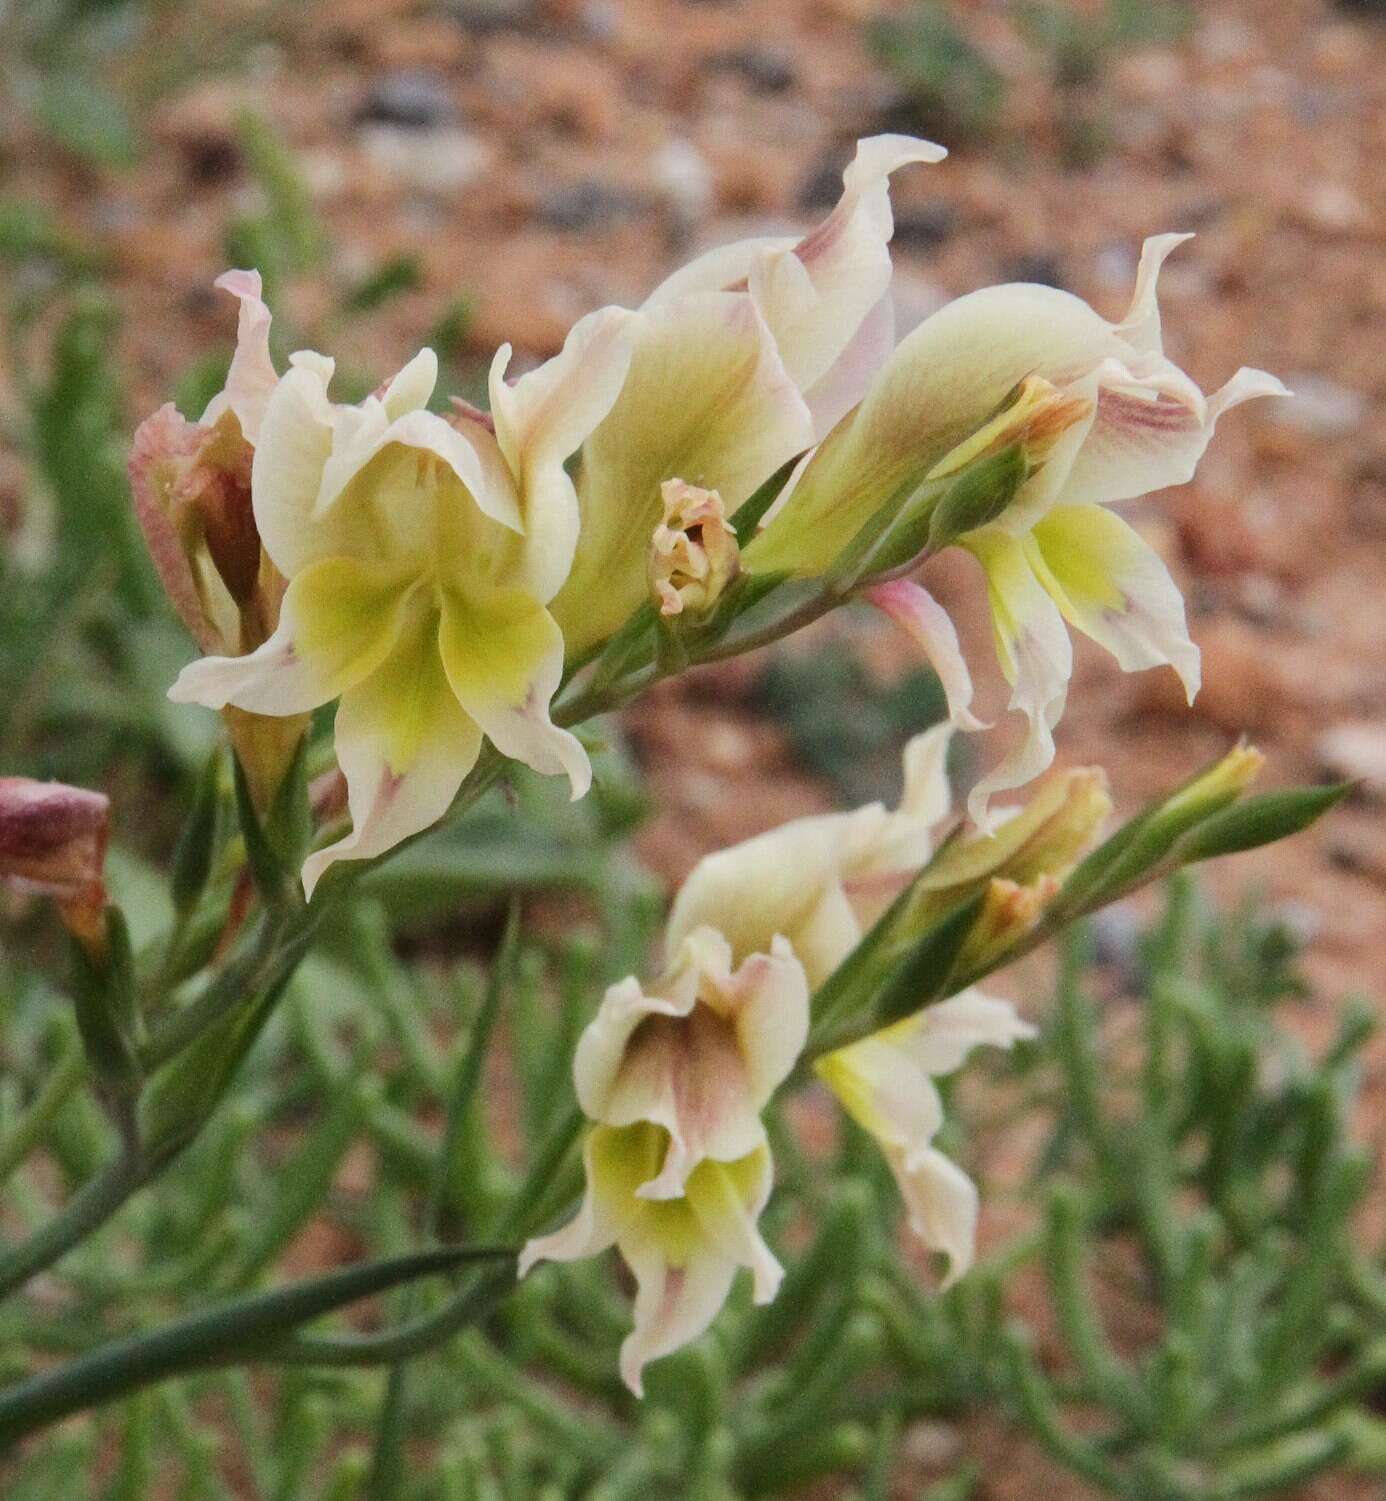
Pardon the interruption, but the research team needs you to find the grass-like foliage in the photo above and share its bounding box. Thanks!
[3,875,1380,1497]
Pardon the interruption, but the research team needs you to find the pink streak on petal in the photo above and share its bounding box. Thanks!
[867,579,987,732]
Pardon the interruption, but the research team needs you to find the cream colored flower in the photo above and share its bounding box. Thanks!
[551,135,944,658]
[573,926,808,1198]
[667,724,954,988]
[170,304,637,894]
[746,235,1287,823]
[520,1124,781,1396]
[816,992,1034,1282]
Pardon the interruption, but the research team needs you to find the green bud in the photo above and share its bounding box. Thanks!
[924,442,1028,555]
[69,905,141,1097]
[170,750,224,916]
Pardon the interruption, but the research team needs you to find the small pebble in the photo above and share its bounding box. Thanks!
[706,47,796,94]
[356,70,453,130]
[1003,253,1066,289]
[536,180,648,231]
[892,201,958,253]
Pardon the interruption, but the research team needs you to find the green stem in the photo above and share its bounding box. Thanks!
[0,1247,514,1447]
[275,1101,584,1368]
[0,1042,86,1190]
[0,1151,145,1303]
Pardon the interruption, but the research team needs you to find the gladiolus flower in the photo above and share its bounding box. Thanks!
[815,991,1034,1282]
[573,925,808,1197]
[667,724,954,988]
[520,1124,781,1396]
[746,235,1287,822]
[551,135,944,658]
[170,303,637,894]
[520,926,805,1392]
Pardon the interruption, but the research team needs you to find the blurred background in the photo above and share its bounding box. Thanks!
[2,0,1385,1494]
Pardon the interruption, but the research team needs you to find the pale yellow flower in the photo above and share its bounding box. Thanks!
[170,303,637,893]
[747,236,1287,822]
[573,925,808,1198]
[816,992,1034,1283]
[667,724,954,988]
[551,135,944,657]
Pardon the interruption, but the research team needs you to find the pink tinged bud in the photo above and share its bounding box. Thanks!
[649,479,740,618]
[0,777,110,909]
[129,404,228,653]
[128,402,262,651]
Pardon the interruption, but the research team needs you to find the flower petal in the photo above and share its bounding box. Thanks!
[867,580,986,732]
[899,722,957,829]
[619,1146,777,1395]
[756,133,946,422]
[252,362,371,579]
[962,528,1072,827]
[573,929,806,1199]
[619,1237,738,1398]
[169,556,420,715]
[684,1149,782,1303]
[895,990,1036,1077]
[1027,502,1200,702]
[644,134,944,434]
[817,1032,945,1154]
[438,588,589,796]
[300,604,481,896]
[665,810,859,981]
[1112,232,1194,353]
[552,292,815,657]
[893,1143,979,1286]
[490,307,639,603]
[518,1126,647,1278]
[202,270,278,443]
[380,347,438,420]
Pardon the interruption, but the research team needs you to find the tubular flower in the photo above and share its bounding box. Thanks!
[815,992,1034,1283]
[573,925,809,1198]
[667,724,955,989]
[170,305,637,895]
[551,135,944,658]
[520,1124,781,1396]
[746,235,1287,821]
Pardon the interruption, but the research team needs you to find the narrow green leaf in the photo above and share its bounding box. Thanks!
[0,1247,514,1446]
[341,254,423,315]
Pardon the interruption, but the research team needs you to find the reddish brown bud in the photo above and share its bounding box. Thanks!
[0,778,110,950]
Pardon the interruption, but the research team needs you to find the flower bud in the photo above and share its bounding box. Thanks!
[649,479,740,618]
[902,765,1111,938]
[0,776,109,905]
[956,873,1060,974]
